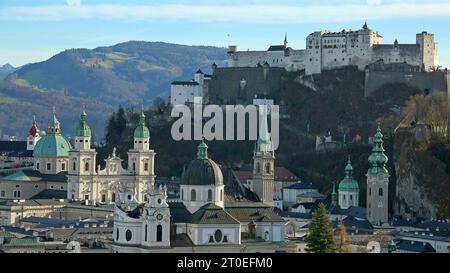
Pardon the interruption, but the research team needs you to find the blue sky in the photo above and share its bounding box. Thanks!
[1,0,450,67]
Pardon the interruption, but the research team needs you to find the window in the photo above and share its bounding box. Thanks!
[1,190,5,197]
[47,163,51,171]
[13,190,21,198]
[116,229,119,241]
[144,163,149,171]
[157,225,163,242]
[85,162,89,172]
[181,189,184,200]
[256,162,261,174]
[379,188,383,196]
[126,230,132,241]
[220,190,223,201]
[111,193,116,203]
[223,236,228,243]
[72,162,76,171]
[101,194,106,203]
[209,236,215,243]
[350,195,353,201]
[265,163,271,174]
[369,188,372,196]
[61,163,66,171]
[133,163,136,171]
[191,189,196,201]
[207,190,213,202]
[84,195,89,200]
[36,163,40,170]
[145,224,148,242]
[214,229,223,242]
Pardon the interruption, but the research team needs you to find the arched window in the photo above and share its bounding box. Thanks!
[157,225,163,242]
[72,162,76,171]
[256,162,261,173]
[144,163,149,171]
[132,163,136,171]
[111,193,116,203]
[145,224,148,241]
[61,163,66,171]
[220,190,223,201]
[181,189,184,200]
[85,162,89,172]
[350,195,353,201]
[265,163,271,174]
[36,163,40,170]
[369,188,372,196]
[116,229,119,241]
[378,188,383,196]
[207,189,213,201]
[191,189,197,201]
[0,190,5,197]
[125,230,132,241]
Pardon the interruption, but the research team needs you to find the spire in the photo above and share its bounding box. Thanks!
[133,107,150,139]
[345,156,353,178]
[363,20,368,30]
[76,108,91,137]
[29,115,40,137]
[256,103,273,153]
[332,182,337,206]
[48,107,61,135]
[284,33,288,48]
[368,125,389,175]
[197,139,209,159]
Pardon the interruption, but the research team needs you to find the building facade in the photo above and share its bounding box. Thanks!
[227,22,438,75]
[338,158,360,209]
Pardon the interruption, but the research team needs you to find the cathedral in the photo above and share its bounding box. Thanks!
[112,105,287,252]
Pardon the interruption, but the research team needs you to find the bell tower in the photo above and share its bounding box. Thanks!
[27,116,41,151]
[67,110,97,201]
[252,104,275,205]
[366,125,390,225]
[127,108,156,202]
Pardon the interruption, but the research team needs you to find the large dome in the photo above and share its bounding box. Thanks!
[181,141,223,186]
[33,112,72,158]
[33,134,72,158]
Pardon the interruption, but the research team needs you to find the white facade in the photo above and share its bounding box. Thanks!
[338,190,359,209]
[227,23,438,75]
[180,184,224,214]
[170,70,210,106]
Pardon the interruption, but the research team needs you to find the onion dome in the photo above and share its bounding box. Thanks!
[29,116,40,137]
[339,158,359,191]
[363,20,369,30]
[75,110,91,137]
[134,110,150,138]
[181,140,223,186]
[33,110,72,158]
[368,126,389,175]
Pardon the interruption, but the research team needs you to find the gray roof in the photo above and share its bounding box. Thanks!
[267,45,286,51]
[284,182,317,190]
[30,189,67,200]
[225,205,285,223]
[190,203,240,225]
[1,170,68,182]
[395,239,436,253]
[171,81,199,86]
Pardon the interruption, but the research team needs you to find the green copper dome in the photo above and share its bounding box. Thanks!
[75,110,91,137]
[34,112,72,158]
[182,141,223,186]
[368,126,389,175]
[134,110,150,138]
[339,159,359,191]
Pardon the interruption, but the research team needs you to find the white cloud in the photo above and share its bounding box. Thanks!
[66,0,81,7]
[1,1,450,23]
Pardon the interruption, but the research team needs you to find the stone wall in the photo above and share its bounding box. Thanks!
[365,68,450,97]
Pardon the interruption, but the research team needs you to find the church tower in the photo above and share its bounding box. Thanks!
[27,116,41,151]
[127,109,156,202]
[67,110,97,201]
[338,158,360,209]
[252,104,275,205]
[366,126,390,225]
[141,184,171,248]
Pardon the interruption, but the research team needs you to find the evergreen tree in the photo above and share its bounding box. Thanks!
[305,203,337,253]
[336,222,351,253]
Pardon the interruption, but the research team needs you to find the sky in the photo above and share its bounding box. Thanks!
[1,0,450,68]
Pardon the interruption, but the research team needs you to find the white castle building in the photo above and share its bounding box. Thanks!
[227,22,438,75]
[170,69,212,106]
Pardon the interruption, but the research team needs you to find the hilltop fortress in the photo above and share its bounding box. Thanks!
[227,21,439,75]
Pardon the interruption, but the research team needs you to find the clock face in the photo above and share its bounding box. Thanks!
[157,214,163,221]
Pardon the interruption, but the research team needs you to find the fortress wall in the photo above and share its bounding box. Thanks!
[365,70,450,97]
[207,67,285,104]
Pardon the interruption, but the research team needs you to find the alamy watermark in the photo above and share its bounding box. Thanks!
[171,97,279,150]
